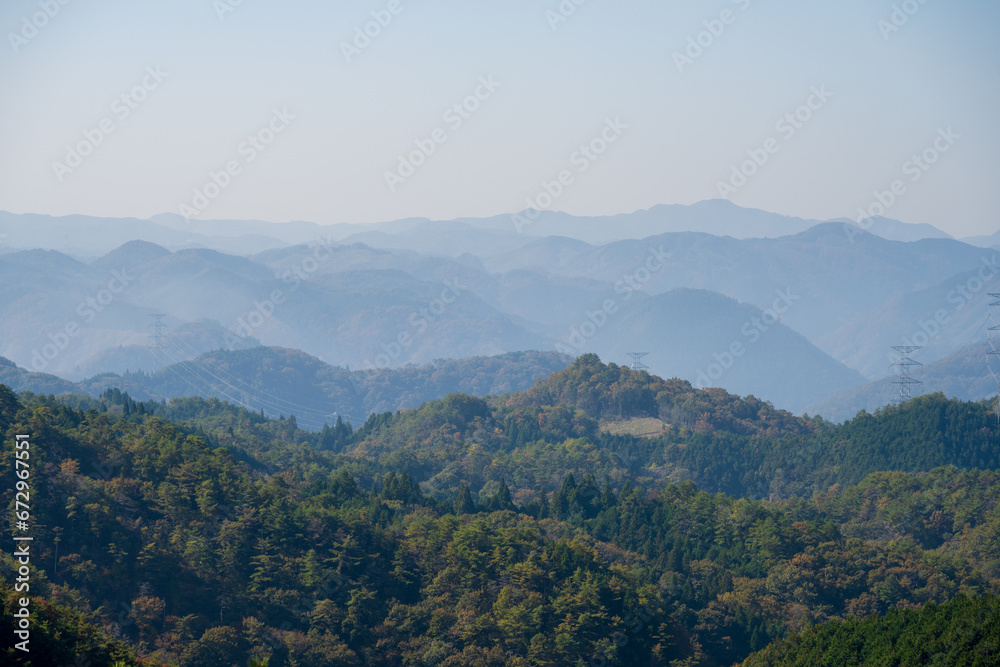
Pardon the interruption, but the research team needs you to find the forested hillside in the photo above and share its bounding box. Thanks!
[344,354,1000,500]
[739,594,1000,666]
[2,355,999,665]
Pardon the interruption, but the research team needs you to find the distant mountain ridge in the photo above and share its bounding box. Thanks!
[2,347,573,430]
[1,235,878,412]
[484,222,989,342]
[1,203,992,414]
[0,200,957,259]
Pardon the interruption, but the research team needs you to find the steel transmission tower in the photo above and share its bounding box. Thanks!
[626,352,649,372]
[889,345,922,403]
[147,314,168,372]
[988,293,1000,423]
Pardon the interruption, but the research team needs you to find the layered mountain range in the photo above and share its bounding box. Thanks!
[1,200,995,417]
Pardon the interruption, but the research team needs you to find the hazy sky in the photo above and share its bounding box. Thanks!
[1,0,997,236]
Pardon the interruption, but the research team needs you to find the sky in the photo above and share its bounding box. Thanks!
[0,0,997,237]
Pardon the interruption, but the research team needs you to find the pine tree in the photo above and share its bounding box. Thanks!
[490,478,516,512]
[454,484,476,515]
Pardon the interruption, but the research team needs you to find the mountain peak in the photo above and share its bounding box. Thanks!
[793,221,877,244]
[93,239,171,269]
[826,215,952,243]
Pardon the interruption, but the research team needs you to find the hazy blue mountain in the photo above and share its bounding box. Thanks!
[337,220,537,258]
[90,238,172,270]
[961,229,1000,249]
[0,248,155,376]
[0,355,84,395]
[0,242,552,377]
[254,241,621,339]
[248,241,617,340]
[0,211,290,258]
[147,213,329,243]
[806,340,999,422]
[549,287,867,413]
[481,235,598,275]
[69,319,261,379]
[490,271,623,338]
[251,241,505,304]
[246,269,551,367]
[2,215,984,413]
[469,199,952,244]
[2,347,572,430]
[0,201,957,260]
[831,215,954,243]
[818,262,1000,378]
[73,347,574,430]
[484,223,992,343]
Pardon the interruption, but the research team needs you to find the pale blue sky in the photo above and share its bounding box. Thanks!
[0,0,997,236]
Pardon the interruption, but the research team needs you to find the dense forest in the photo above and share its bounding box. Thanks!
[2,354,999,665]
[739,594,1000,666]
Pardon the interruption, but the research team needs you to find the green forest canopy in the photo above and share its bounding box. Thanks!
[1,355,998,665]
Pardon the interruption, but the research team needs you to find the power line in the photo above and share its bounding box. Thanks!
[988,293,1000,424]
[146,314,168,372]
[889,345,922,403]
[626,352,649,372]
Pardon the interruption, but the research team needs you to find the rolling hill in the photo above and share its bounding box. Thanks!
[3,354,1000,665]
[5,347,574,431]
